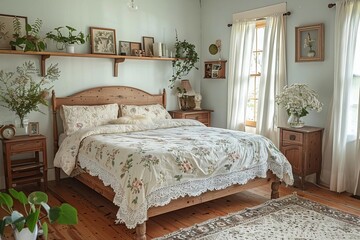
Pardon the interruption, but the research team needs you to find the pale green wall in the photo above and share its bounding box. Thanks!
[0,0,201,188]
[200,0,335,130]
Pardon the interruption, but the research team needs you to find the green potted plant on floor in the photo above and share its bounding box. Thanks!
[46,26,88,53]
[0,188,78,240]
[169,31,199,89]
[10,17,47,52]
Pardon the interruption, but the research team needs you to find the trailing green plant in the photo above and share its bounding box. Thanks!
[0,188,78,239]
[10,17,47,51]
[46,26,89,50]
[169,31,199,89]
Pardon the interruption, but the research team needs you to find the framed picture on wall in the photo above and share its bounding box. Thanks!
[90,27,116,54]
[295,23,324,62]
[142,36,154,57]
[0,14,27,50]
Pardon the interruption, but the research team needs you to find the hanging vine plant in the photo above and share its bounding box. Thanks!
[169,32,199,89]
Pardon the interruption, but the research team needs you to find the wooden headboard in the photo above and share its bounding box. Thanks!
[51,86,166,153]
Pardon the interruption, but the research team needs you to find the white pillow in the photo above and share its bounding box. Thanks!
[108,115,153,125]
[61,103,119,135]
[120,104,172,120]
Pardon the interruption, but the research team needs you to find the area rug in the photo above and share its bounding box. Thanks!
[155,193,360,240]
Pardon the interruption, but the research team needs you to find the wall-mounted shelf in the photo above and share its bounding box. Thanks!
[0,50,176,77]
[204,60,227,79]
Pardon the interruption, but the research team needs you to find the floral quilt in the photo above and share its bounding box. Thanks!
[54,119,293,229]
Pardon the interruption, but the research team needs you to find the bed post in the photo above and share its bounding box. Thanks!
[162,88,166,109]
[135,222,146,240]
[271,177,280,199]
[52,90,61,183]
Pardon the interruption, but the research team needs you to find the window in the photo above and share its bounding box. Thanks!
[246,21,265,127]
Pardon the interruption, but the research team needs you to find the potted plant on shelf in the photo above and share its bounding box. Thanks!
[46,26,88,53]
[0,188,78,240]
[169,31,199,89]
[10,17,47,52]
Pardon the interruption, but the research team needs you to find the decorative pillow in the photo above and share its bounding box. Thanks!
[61,103,119,135]
[120,104,172,120]
[108,115,153,125]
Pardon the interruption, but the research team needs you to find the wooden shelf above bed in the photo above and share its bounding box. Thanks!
[0,49,177,77]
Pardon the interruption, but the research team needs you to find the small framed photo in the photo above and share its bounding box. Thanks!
[211,71,219,78]
[295,23,324,62]
[212,64,221,71]
[0,14,27,50]
[90,27,116,55]
[119,41,131,55]
[28,122,39,136]
[142,36,154,57]
[130,42,141,56]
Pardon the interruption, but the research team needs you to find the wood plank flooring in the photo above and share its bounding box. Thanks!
[1,179,360,239]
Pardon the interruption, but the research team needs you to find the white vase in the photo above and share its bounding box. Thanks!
[66,44,75,53]
[287,113,305,128]
[14,225,38,240]
[307,50,316,57]
[14,115,29,135]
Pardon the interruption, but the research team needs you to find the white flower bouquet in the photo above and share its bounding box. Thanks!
[275,84,323,117]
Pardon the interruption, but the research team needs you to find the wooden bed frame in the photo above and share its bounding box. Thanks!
[51,86,280,240]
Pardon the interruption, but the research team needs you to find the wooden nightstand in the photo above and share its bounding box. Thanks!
[279,126,324,189]
[169,109,213,126]
[1,135,47,190]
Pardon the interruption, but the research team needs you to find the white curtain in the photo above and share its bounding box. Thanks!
[227,20,256,130]
[256,14,287,145]
[323,0,360,193]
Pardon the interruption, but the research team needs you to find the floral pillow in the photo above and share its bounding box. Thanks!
[60,104,119,135]
[120,104,172,120]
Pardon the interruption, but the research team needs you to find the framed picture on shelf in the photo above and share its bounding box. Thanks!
[130,42,141,56]
[119,41,131,55]
[28,122,39,136]
[90,27,116,54]
[0,14,27,50]
[295,23,324,62]
[142,36,154,57]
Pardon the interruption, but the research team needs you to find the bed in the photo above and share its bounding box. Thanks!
[51,86,293,240]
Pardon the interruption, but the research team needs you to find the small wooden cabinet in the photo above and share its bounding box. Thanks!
[1,135,47,190]
[279,126,324,189]
[169,109,213,126]
[204,60,227,79]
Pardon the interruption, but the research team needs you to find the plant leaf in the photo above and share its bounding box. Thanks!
[28,191,48,205]
[9,188,28,204]
[26,210,40,232]
[0,193,13,209]
[50,203,78,225]
[0,219,5,236]
[42,222,48,240]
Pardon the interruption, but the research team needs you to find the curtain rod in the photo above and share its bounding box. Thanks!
[328,3,336,8]
[227,11,291,27]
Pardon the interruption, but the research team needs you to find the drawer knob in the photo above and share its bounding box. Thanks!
[290,135,296,140]
[195,116,199,120]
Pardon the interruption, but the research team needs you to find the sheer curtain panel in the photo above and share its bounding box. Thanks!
[227,21,256,131]
[323,0,360,193]
[256,14,287,145]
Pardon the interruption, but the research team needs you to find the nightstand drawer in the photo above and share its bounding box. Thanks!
[10,140,44,153]
[282,130,303,145]
[185,113,208,122]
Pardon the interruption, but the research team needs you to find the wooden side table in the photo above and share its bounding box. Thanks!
[279,126,324,189]
[168,109,213,126]
[1,135,47,190]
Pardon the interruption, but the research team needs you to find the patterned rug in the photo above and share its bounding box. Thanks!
[155,193,360,240]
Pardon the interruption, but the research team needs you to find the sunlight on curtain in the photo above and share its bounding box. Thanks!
[323,0,360,193]
[256,14,287,145]
[227,21,256,130]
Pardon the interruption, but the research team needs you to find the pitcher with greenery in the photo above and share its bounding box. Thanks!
[0,61,60,128]
[46,26,88,53]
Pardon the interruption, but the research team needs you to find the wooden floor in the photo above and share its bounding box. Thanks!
[2,179,360,239]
